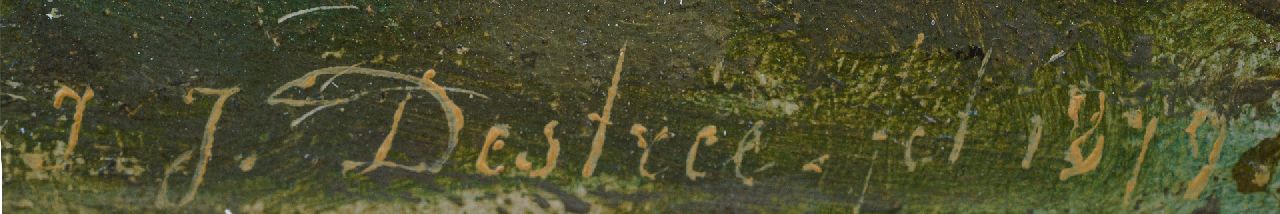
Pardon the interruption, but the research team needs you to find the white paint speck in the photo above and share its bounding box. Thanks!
[45,8,62,19]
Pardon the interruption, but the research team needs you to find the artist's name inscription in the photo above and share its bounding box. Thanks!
[39,45,1231,207]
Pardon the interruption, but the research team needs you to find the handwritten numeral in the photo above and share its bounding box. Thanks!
[51,86,94,166]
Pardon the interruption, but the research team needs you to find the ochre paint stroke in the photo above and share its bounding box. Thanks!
[421,69,467,173]
[1022,115,1044,169]
[903,126,925,172]
[730,121,765,186]
[1060,133,1105,180]
[341,160,364,174]
[359,94,412,174]
[1124,117,1158,206]
[266,66,478,173]
[1123,110,1144,129]
[178,87,240,206]
[1060,92,1106,181]
[476,124,511,176]
[239,153,257,172]
[1184,109,1210,158]
[583,43,627,178]
[52,86,94,166]
[802,154,831,173]
[522,121,562,178]
[1184,113,1227,199]
[154,150,193,207]
[687,125,718,181]
[1067,87,1086,130]
[631,124,672,180]
[1252,169,1270,187]
[948,50,991,164]
[871,130,888,141]
[514,120,560,175]
[913,33,925,49]
[515,152,533,171]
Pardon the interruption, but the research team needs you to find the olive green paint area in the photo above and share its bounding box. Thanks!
[3,0,1280,213]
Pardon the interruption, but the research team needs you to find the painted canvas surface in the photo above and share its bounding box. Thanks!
[3,1,1280,213]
